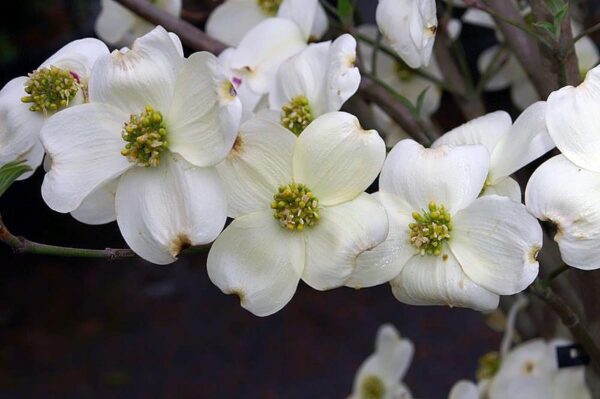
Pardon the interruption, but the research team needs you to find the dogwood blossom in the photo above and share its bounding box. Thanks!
[350,324,414,399]
[206,0,327,46]
[208,111,387,316]
[526,65,600,270]
[376,0,438,69]
[226,17,307,95]
[0,38,108,179]
[269,34,360,135]
[354,139,542,311]
[95,0,182,46]
[40,27,241,264]
[357,24,442,146]
[433,103,553,202]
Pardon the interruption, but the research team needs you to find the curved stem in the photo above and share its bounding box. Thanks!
[530,280,600,374]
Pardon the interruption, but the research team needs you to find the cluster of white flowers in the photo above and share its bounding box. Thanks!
[1,0,600,325]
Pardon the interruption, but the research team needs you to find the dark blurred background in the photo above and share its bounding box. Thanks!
[2,1,599,398]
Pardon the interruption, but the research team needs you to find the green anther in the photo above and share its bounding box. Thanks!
[360,375,386,399]
[21,66,80,114]
[271,183,320,231]
[257,0,282,15]
[280,95,313,136]
[121,105,169,168]
[395,61,415,82]
[409,201,452,256]
[477,351,501,381]
[480,175,493,196]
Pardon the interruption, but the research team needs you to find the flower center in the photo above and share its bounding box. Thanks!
[395,61,415,82]
[21,66,80,114]
[257,0,282,15]
[281,95,314,136]
[121,105,169,168]
[360,375,386,399]
[271,183,320,231]
[477,351,500,381]
[409,201,452,256]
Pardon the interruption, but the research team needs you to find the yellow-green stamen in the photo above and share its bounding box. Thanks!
[409,201,452,256]
[477,351,501,381]
[121,105,168,168]
[21,66,80,114]
[271,183,319,231]
[395,61,415,82]
[360,375,386,399]
[257,0,282,15]
[281,95,313,136]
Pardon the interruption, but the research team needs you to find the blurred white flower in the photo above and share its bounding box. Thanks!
[206,0,328,46]
[376,0,438,69]
[357,24,442,147]
[0,38,108,180]
[40,27,242,264]
[226,17,307,95]
[472,14,599,110]
[354,139,542,311]
[526,64,600,270]
[449,339,591,399]
[208,111,387,316]
[350,324,414,399]
[269,34,360,135]
[95,0,181,46]
[433,102,554,202]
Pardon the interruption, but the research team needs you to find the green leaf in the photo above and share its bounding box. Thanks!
[415,87,430,117]
[547,0,566,15]
[337,0,354,26]
[533,21,558,37]
[0,160,32,197]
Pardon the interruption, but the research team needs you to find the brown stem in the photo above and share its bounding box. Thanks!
[482,0,558,99]
[114,0,227,54]
[531,281,600,374]
[434,19,486,120]
[529,0,581,87]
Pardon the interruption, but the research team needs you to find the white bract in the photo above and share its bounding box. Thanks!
[350,324,414,399]
[433,103,554,202]
[95,0,182,46]
[376,0,438,69]
[206,0,328,46]
[526,65,600,270]
[40,27,242,264]
[0,38,108,179]
[208,111,388,316]
[226,17,307,95]
[357,24,442,146]
[269,34,360,135]
[356,139,542,311]
[449,339,591,399]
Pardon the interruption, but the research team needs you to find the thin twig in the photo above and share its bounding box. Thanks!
[475,45,509,94]
[530,281,600,374]
[574,21,600,42]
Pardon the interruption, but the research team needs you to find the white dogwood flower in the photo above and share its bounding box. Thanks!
[40,27,242,264]
[357,24,442,146]
[206,0,328,46]
[269,34,360,135]
[526,65,600,270]
[226,17,307,95]
[376,0,438,69]
[449,340,591,399]
[350,324,414,399]
[0,38,109,179]
[355,139,542,311]
[433,102,554,202]
[95,0,181,46]
[208,111,387,316]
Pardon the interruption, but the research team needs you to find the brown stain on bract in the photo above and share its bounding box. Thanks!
[170,234,191,257]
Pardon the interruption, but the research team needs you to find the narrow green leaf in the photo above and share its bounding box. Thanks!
[533,21,558,37]
[337,0,354,26]
[547,0,565,15]
[0,160,32,197]
[415,87,430,117]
